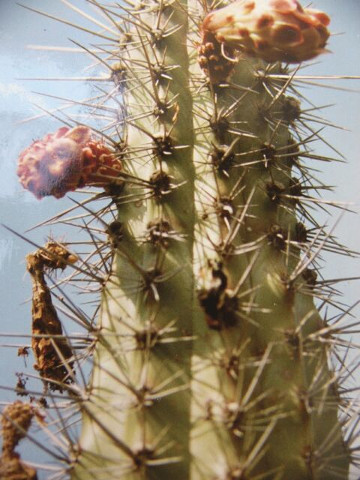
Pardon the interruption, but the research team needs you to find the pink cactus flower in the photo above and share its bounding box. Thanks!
[202,0,330,64]
[17,126,122,199]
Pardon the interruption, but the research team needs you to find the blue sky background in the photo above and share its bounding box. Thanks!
[0,0,359,477]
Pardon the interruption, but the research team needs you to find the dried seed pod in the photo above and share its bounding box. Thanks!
[1,402,38,480]
[0,454,38,480]
[27,241,78,272]
[26,242,78,391]
[202,0,330,64]
[1,402,35,454]
[17,126,122,199]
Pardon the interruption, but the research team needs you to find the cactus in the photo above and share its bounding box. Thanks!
[2,0,359,479]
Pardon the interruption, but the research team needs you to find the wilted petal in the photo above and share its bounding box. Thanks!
[17,126,122,199]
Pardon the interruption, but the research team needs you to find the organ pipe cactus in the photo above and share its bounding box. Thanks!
[2,0,358,479]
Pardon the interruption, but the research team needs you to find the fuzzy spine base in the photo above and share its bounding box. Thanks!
[3,1,357,479]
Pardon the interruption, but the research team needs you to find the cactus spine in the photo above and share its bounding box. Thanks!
[4,1,356,479]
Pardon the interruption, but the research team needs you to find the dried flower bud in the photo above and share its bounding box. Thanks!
[1,402,35,454]
[26,242,78,391]
[17,126,122,199]
[1,402,38,479]
[202,0,330,64]
[0,454,38,480]
[27,241,78,272]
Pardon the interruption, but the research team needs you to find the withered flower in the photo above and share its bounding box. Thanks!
[17,126,122,199]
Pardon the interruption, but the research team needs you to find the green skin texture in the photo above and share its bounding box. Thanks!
[71,1,349,479]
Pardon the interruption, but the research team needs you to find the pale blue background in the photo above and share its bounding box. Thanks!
[0,1,359,478]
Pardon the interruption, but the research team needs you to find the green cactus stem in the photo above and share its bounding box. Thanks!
[71,2,195,479]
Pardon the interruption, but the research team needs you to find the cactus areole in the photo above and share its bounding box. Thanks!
[11,0,354,479]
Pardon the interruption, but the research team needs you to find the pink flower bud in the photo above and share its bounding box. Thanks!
[17,126,122,199]
[202,0,330,64]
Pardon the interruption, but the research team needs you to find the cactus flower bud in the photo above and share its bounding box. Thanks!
[202,0,330,64]
[17,126,122,199]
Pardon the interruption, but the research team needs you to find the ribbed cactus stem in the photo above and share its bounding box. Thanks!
[191,10,348,475]
[72,2,195,479]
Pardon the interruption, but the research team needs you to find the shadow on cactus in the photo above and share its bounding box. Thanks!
[1,0,360,479]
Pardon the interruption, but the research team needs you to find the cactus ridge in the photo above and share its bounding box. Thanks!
[1,1,359,480]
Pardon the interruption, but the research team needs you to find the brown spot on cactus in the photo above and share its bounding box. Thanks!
[201,0,330,65]
[198,263,238,330]
[17,126,122,199]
